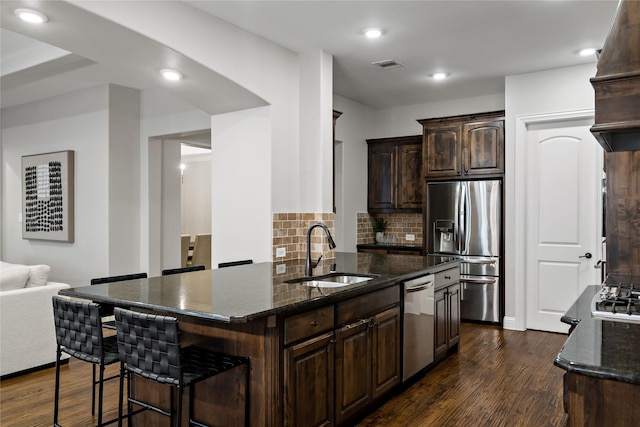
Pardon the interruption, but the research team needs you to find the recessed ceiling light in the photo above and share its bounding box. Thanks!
[430,72,450,80]
[15,8,48,24]
[161,69,183,81]
[579,48,597,56]
[363,28,383,39]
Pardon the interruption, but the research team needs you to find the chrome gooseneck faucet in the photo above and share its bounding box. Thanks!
[305,223,336,277]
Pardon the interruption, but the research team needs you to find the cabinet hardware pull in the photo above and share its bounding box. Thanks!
[310,320,318,326]
[444,275,451,279]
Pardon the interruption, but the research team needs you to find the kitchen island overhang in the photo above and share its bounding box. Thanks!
[554,285,640,426]
[59,252,460,426]
[60,253,459,323]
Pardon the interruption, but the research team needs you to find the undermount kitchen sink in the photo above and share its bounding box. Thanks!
[287,273,379,288]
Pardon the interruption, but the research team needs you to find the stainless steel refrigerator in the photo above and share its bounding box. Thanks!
[426,180,502,323]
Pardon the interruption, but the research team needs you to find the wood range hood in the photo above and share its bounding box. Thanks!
[590,0,640,152]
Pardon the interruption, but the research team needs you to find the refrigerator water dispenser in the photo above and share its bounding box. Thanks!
[434,220,455,253]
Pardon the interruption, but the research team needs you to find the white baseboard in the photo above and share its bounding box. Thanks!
[502,316,525,331]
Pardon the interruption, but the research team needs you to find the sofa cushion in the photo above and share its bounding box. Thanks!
[0,265,30,291]
[0,262,50,288]
[24,264,51,287]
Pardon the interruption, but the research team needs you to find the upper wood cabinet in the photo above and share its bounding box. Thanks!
[367,135,423,213]
[419,111,505,179]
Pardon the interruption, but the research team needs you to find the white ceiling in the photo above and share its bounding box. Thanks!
[1,0,620,111]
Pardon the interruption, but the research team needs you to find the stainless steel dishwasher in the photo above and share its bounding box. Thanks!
[402,274,435,381]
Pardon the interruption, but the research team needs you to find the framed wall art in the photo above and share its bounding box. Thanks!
[22,150,75,242]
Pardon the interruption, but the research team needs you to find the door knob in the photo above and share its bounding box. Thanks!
[579,252,592,259]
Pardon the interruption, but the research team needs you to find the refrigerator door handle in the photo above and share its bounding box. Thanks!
[460,277,497,284]
[458,183,466,254]
[464,259,497,265]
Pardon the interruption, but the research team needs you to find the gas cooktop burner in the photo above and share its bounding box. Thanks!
[592,274,640,323]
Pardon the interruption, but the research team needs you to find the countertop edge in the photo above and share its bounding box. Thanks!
[554,354,640,385]
[60,257,461,325]
[554,285,640,386]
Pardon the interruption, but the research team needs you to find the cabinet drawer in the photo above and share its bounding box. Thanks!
[284,306,335,345]
[336,286,400,325]
[435,267,460,289]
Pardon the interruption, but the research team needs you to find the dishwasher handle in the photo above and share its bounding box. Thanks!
[404,274,435,292]
[406,282,434,293]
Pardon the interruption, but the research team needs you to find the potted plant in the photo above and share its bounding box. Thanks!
[372,217,387,243]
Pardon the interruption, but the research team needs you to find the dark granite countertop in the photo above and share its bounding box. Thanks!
[60,252,459,324]
[554,285,640,385]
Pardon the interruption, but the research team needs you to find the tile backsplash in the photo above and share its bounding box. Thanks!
[273,212,422,262]
[273,212,335,261]
[357,212,423,246]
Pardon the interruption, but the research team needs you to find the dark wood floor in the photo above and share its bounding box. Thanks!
[0,323,567,426]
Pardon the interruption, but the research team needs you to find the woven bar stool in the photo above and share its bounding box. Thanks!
[52,296,120,427]
[114,307,250,427]
[90,273,148,330]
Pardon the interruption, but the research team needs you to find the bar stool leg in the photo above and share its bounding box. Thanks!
[176,386,183,427]
[92,364,97,416]
[97,364,105,426]
[117,362,125,427]
[244,361,251,427]
[53,347,62,427]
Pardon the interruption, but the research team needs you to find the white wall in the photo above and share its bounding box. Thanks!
[211,106,272,267]
[0,85,130,285]
[299,50,334,212]
[181,154,212,239]
[504,63,598,328]
[333,95,377,252]
[108,85,141,274]
[73,0,303,214]
[373,93,506,137]
[140,88,211,276]
[161,140,182,269]
[75,1,340,266]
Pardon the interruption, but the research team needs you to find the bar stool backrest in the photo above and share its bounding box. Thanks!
[114,307,183,386]
[161,265,205,275]
[52,296,105,363]
[90,272,147,285]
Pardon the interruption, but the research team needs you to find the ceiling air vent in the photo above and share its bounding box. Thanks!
[372,59,404,70]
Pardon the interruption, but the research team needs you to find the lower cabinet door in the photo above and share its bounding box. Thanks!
[372,306,401,399]
[447,284,460,348]
[434,288,448,360]
[335,319,372,425]
[284,332,335,427]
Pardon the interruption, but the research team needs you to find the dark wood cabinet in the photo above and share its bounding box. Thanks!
[335,319,371,424]
[371,306,401,399]
[367,135,423,213]
[424,125,461,178]
[564,371,640,426]
[420,111,505,179]
[434,281,460,362]
[284,286,400,427]
[284,332,335,427]
[463,120,504,176]
[335,307,400,425]
[335,287,400,425]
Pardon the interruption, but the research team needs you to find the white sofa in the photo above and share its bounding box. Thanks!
[0,262,70,377]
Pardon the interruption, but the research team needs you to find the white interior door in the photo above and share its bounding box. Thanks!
[525,117,602,332]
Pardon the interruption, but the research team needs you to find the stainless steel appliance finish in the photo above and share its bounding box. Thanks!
[402,274,435,381]
[426,180,502,323]
[591,273,640,323]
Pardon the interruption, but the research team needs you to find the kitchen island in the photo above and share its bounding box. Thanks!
[555,286,640,426]
[60,252,459,426]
